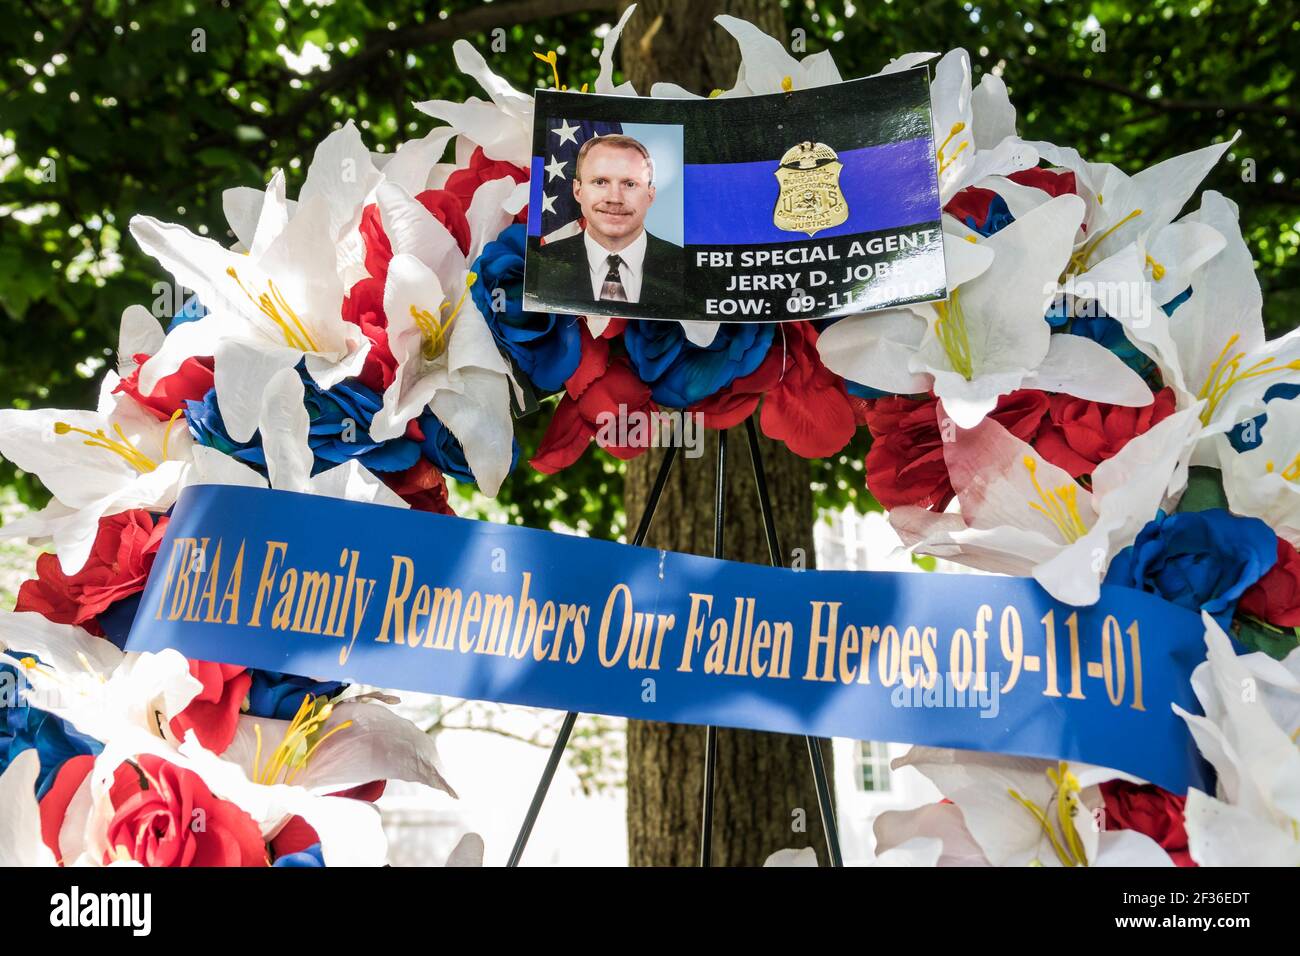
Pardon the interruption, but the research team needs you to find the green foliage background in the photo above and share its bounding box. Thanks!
[1,0,1296,535]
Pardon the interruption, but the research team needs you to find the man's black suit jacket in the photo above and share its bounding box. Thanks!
[531,229,683,316]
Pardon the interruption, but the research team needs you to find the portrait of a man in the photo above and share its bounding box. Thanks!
[532,133,683,312]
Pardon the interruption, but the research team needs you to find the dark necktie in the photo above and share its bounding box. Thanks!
[600,254,628,302]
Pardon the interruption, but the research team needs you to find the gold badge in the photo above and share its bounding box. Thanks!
[773,141,848,237]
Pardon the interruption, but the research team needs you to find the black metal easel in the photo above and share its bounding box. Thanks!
[507,415,843,867]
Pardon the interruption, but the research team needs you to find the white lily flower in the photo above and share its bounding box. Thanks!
[1218,397,1300,547]
[0,750,58,866]
[1025,133,1239,284]
[376,251,513,495]
[874,746,1173,866]
[1082,191,1300,458]
[129,191,369,445]
[890,405,1203,605]
[220,696,455,798]
[1173,613,1300,866]
[0,613,202,760]
[415,40,534,166]
[116,303,165,377]
[929,49,1038,203]
[818,195,1151,429]
[0,373,194,573]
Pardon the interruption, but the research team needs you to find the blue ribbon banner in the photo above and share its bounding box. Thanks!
[126,485,1210,793]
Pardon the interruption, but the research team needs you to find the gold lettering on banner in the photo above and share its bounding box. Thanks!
[678,593,714,672]
[804,601,839,682]
[427,587,462,651]
[376,556,414,644]
[249,541,288,628]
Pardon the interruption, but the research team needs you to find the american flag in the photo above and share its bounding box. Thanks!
[538,117,623,243]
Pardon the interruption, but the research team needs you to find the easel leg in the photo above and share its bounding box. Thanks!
[699,428,727,867]
[745,416,845,868]
[506,444,679,867]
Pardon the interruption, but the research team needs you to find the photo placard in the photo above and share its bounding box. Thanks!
[522,68,948,323]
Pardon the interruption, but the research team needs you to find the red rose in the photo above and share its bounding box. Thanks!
[757,322,857,459]
[169,661,251,753]
[1239,536,1300,627]
[1007,166,1078,198]
[1034,387,1175,479]
[341,276,397,393]
[444,147,529,225]
[532,332,657,473]
[382,457,456,515]
[864,390,1049,511]
[16,510,168,635]
[1100,780,1193,867]
[114,355,214,422]
[40,754,266,866]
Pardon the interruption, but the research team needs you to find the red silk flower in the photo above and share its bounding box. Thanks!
[114,355,214,421]
[16,510,168,636]
[1238,536,1300,627]
[755,322,857,459]
[1033,388,1176,479]
[1006,165,1078,198]
[341,276,397,394]
[443,147,529,225]
[1099,780,1193,867]
[169,662,252,754]
[382,457,457,515]
[532,332,658,473]
[40,754,266,867]
[864,390,1049,511]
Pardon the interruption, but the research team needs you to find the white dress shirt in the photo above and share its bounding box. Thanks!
[585,229,647,303]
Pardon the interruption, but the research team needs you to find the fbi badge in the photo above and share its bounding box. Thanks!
[773,141,848,237]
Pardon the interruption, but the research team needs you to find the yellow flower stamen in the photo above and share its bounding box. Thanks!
[780,75,794,92]
[225,266,320,353]
[160,408,185,461]
[410,272,477,361]
[1023,456,1089,543]
[534,50,562,89]
[1008,761,1090,867]
[932,288,973,380]
[252,693,350,786]
[936,121,970,176]
[1144,254,1166,281]
[1066,207,1143,276]
[1197,333,1300,425]
[1264,454,1300,483]
[532,50,587,92]
[53,420,158,473]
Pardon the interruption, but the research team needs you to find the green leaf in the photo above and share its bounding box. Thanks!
[1233,615,1300,660]
[1176,466,1229,514]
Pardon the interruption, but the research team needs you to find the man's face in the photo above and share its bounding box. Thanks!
[574,144,655,244]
